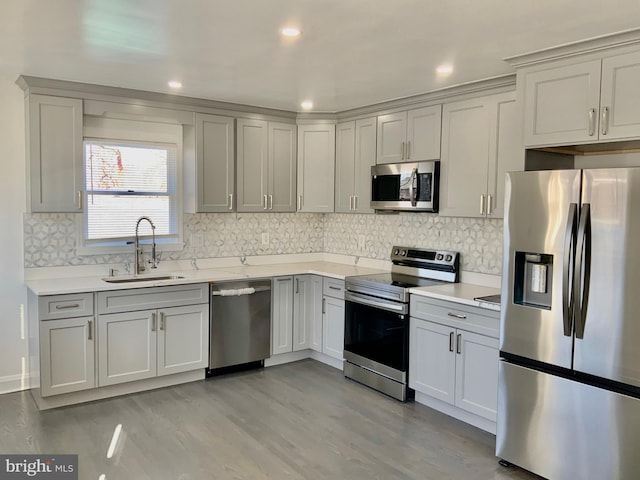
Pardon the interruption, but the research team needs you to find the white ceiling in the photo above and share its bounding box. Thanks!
[2,0,640,112]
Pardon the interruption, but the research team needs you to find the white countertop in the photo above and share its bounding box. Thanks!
[26,261,387,296]
[410,283,501,311]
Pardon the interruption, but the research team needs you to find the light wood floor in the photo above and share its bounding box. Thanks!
[0,360,540,479]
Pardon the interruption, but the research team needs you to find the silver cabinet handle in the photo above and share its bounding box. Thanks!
[322,298,326,314]
[55,303,80,310]
[151,312,157,332]
[349,195,353,211]
[295,278,299,294]
[77,191,83,210]
[588,108,596,136]
[160,312,165,331]
[407,140,411,159]
[354,195,358,210]
[456,333,462,354]
[269,194,273,210]
[297,195,302,211]
[449,331,454,352]
[88,320,93,340]
[228,193,233,210]
[329,285,341,291]
[447,312,467,319]
[401,141,405,160]
[263,194,268,210]
[480,194,485,215]
[487,194,493,216]
[601,106,609,135]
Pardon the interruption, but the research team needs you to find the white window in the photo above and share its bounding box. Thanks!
[79,117,183,253]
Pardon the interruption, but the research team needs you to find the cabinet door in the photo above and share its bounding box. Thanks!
[521,60,602,147]
[322,296,345,360]
[439,97,491,217]
[406,105,442,161]
[157,304,209,376]
[271,276,294,355]
[297,124,336,212]
[98,310,157,386]
[409,318,456,404]
[28,95,83,212]
[237,119,269,212]
[353,117,376,214]
[486,92,522,219]
[600,51,640,140]
[293,275,323,351]
[196,113,235,212]
[376,112,406,164]
[454,330,499,421]
[335,121,356,213]
[39,317,95,396]
[268,122,297,212]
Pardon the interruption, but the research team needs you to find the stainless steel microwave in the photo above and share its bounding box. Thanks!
[371,161,439,212]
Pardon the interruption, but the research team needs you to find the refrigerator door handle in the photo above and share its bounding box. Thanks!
[562,203,578,336]
[573,203,592,339]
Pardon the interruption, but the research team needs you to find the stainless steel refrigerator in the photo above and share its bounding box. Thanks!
[497,168,640,480]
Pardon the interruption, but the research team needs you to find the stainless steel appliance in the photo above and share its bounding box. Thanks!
[208,279,271,373]
[371,161,439,212]
[498,168,640,480]
[344,246,459,401]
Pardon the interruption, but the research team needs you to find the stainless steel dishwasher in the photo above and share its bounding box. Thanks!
[208,278,272,374]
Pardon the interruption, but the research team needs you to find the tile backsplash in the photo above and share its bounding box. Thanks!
[24,212,503,274]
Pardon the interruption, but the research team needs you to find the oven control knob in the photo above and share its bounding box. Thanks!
[401,250,407,256]
[394,249,400,255]
[445,254,453,262]
[436,254,444,261]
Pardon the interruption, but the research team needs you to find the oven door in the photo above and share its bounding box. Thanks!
[344,292,409,378]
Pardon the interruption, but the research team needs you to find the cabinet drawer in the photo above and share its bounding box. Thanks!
[323,278,345,299]
[410,296,499,338]
[39,293,94,320]
[97,284,208,314]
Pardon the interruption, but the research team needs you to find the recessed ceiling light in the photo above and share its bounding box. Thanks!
[168,81,183,89]
[436,65,453,74]
[301,100,313,110]
[281,27,301,37]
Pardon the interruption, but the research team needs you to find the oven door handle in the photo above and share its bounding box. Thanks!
[345,291,408,315]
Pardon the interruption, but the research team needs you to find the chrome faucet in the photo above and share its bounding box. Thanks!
[135,216,158,275]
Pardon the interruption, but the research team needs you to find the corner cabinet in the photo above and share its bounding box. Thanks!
[519,50,640,147]
[27,95,84,212]
[196,113,235,212]
[409,295,500,434]
[335,118,376,213]
[439,91,522,218]
[376,105,441,164]
[297,123,335,212]
[293,275,323,352]
[237,119,297,212]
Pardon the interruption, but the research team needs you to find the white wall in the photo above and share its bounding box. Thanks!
[0,72,28,393]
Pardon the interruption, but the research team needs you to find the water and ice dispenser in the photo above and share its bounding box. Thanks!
[513,252,553,309]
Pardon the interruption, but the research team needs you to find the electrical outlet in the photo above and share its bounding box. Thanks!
[358,235,365,250]
[261,232,269,246]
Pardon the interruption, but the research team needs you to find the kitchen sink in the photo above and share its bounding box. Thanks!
[102,275,185,284]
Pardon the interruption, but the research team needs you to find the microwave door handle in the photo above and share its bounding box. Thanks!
[410,168,418,207]
[574,204,591,339]
[562,203,578,336]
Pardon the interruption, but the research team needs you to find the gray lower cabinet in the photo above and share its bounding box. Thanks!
[322,278,345,361]
[27,94,84,212]
[98,303,209,386]
[293,275,323,352]
[196,113,235,212]
[39,316,95,396]
[272,276,294,355]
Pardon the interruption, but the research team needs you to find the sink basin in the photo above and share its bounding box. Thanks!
[102,275,185,284]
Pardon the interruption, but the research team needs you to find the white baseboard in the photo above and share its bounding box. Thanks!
[0,373,31,395]
[415,392,496,435]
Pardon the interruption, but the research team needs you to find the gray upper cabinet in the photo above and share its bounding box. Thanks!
[297,123,335,212]
[335,118,376,213]
[27,94,84,212]
[376,105,441,164]
[237,119,296,212]
[196,113,235,212]
[439,91,522,218]
[520,50,640,147]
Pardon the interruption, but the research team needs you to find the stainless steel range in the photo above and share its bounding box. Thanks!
[344,246,460,401]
